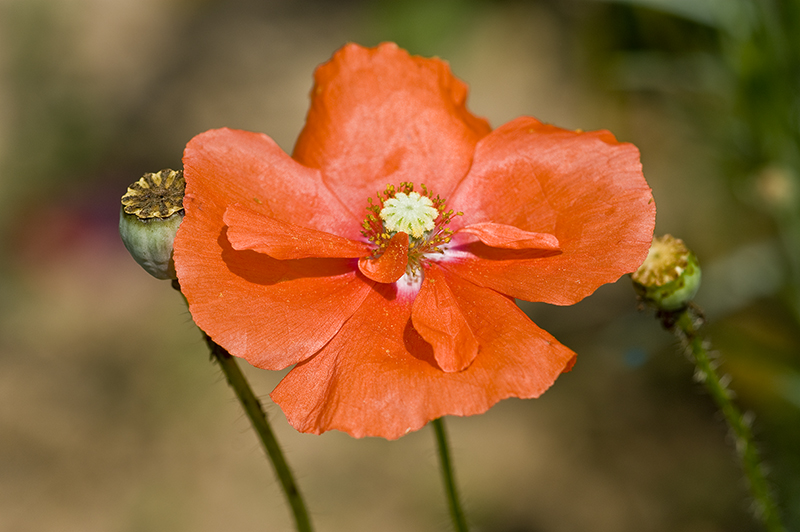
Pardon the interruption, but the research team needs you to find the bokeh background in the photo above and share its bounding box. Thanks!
[1,0,799,531]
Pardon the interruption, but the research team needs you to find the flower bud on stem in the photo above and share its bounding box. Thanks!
[120,170,313,531]
[633,236,786,532]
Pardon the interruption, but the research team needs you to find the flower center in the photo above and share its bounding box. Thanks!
[361,182,460,274]
[380,191,438,238]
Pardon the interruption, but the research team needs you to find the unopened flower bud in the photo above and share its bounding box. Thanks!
[632,235,701,311]
[119,169,185,280]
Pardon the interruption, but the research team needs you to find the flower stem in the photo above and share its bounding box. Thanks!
[203,334,314,532]
[668,308,786,532]
[432,417,469,532]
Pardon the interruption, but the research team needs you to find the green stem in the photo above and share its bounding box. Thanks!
[204,335,314,532]
[432,417,469,532]
[671,309,785,532]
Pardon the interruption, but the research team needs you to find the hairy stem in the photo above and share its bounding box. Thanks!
[670,309,785,532]
[433,417,469,532]
[204,335,314,532]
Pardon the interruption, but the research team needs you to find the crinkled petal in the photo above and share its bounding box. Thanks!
[357,232,409,283]
[446,117,655,305]
[174,128,373,369]
[183,128,361,238]
[270,273,576,439]
[411,264,479,373]
[292,42,491,215]
[224,205,371,260]
[457,222,560,250]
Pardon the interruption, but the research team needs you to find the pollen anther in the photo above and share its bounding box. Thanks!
[361,183,461,276]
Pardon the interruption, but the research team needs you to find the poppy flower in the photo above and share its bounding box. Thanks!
[173,42,656,440]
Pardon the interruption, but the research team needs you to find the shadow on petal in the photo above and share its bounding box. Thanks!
[402,317,438,368]
[219,228,357,285]
[451,241,563,261]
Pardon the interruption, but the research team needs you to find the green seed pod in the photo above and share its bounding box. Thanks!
[632,235,701,311]
[119,169,185,280]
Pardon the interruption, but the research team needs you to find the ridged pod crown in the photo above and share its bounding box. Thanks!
[119,169,185,280]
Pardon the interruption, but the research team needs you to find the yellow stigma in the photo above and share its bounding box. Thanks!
[379,191,438,239]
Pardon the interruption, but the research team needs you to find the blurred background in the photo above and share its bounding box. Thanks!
[1,0,799,530]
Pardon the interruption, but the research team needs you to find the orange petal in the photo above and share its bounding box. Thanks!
[446,117,655,305]
[181,128,360,238]
[458,222,559,250]
[292,43,491,216]
[174,129,372,369]
[177,233,372,370]
[411,264,478,372]
[270,274,576,440]
[357,232,409,283]
[224,205,371,260]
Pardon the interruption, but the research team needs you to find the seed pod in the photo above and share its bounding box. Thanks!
[632,235,701,311]
[119,169,185,280]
